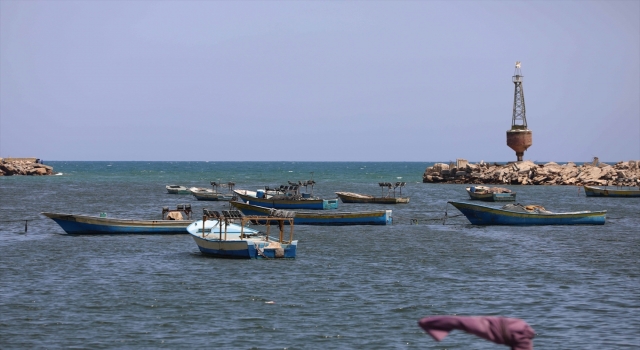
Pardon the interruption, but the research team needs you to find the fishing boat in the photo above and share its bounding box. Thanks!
[166,185,191,194]
[466,186,516,202]
[192,192,234,201]
[42,204,194,234]
[235,189,337,209]
[336,182,410,204]
[335,192,410,204]
[188,209,297,259]
[234,181,338,210]
[448,201,606,225]
[230,201,392,225]
[191,182,236,201]
[583,185,640,198]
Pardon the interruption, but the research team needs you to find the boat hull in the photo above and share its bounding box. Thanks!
[448,201,606,225]
[166,186,190,194]
[584,185,640,198]
[230,201,392,225]
[466,187,516,202]
[234,190,338,210]
[335,192,409,204]
[42,213,191,234]
[187,220,297,259]
[192,192,234,201]
[190,235,297,259]
[467,191,517,202]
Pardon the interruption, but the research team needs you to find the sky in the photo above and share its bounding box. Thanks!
[0,0,638,162]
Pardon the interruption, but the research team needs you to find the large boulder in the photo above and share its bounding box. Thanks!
[577,166,602,182]
[0,159,54,176]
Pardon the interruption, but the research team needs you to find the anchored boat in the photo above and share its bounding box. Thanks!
[188,209,297,259]
[191,181,236,201]
[466,186,516,202]
[336,182,409,204]
[166,185,191,194]
[448,201,606,225]
[234,180,338,210]
[584,185,640,198]
[230,201,392,225]
[42,204,194,234]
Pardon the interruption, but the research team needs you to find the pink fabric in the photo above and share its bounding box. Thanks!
[418,316,535,350]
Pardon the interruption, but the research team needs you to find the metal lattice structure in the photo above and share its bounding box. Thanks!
[511,61,528,130]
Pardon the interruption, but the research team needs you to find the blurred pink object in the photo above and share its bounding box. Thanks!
[418,316,535,350]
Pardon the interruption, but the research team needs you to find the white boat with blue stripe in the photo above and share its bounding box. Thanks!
[187,209,298,259]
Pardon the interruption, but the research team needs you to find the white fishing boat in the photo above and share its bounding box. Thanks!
[187,209,298,259]
[166,185,191,194]
[190,181,236,201]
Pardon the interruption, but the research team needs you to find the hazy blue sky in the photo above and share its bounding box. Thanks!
[1,0,638,162]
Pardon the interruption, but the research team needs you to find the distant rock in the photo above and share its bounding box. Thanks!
[0,158,54,176]
[423,158,640,187]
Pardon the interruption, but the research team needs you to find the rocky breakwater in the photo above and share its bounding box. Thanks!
[0,158,54,176]
[423,159,640,187]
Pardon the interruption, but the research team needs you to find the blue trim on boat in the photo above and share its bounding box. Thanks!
[231,201,391,225]
[448,201,606,225]
[234,190,338,210]
[191,235,298,259]
[51,219,188,234]
[42,212,191,234]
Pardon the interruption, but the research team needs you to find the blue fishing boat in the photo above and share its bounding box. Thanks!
[42,205,194,234]
[230,201,392,225]
[584,185,640,198]
[187,210,297,259]
[234,189,338,210]
[448,201,606,225]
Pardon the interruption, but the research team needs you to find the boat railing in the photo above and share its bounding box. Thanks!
[210,181,236,194]
[379,182,406,198]
[265,179,317,198]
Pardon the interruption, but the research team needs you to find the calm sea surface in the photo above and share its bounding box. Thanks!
[1,161,638,349]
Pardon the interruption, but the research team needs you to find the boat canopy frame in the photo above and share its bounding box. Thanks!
[201,209,295,244]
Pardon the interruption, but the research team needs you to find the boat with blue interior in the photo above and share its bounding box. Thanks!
[187,209,297,259]
[42,204,194,234]
[230,201,392,225]
[448,201,606,225]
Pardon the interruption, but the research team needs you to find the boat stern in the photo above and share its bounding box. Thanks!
[323,199,339,210]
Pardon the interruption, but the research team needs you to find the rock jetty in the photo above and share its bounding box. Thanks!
[423,158,640,187]
[0,158,54,176]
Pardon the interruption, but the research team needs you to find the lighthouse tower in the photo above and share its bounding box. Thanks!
[506,61,533,161]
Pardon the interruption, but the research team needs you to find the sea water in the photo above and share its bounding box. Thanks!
[0,161,638,349]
